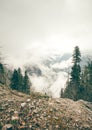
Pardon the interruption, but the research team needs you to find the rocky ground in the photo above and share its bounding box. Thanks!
[0,84,92,130]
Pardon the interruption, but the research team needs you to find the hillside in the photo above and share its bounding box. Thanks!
[25,53,91,98]
[0,84,92,130]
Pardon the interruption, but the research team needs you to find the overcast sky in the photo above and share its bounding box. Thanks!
[0,0,92,65]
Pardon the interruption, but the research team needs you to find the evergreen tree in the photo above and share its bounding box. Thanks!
[0,63,5,84]
[10,68,31,94]
[10,69,19,90]
[85,61,92,101]
[17,68,23,92]
[23,71,30,94]
[80,60,92,101]
[0,50,6,84]
[72,46,81,64]
[0,63,4,74]
[63,46,81,100]
[71,46,81,84]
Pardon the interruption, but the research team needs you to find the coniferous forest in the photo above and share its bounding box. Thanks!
[61,46,92,102]
[0,46,92,101]
[10,68,31,94]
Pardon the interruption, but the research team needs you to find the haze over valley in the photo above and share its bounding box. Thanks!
[0,0,92,97]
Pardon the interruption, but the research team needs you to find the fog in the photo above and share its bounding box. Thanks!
[0,0,92,97]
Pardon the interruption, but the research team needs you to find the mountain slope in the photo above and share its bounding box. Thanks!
[25,53,72,97]
[0,84,92,130]
[24,53,92,98]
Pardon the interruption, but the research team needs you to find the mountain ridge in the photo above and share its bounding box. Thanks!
[24,52,91,97]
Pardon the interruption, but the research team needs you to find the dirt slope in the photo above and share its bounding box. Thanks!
[0,84,92,130]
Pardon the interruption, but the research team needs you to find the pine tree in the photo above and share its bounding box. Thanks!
[23,71,30,94]
[0,50,5,84]
[63,46,81,100]
[80,60,92,101]
[72,46,81,64]
[0,63,5,84]
[71,46,81,84]
[0,63,4,74]
[10,69,19,90]
[10,68,31,94]
[10,68,23,92]
[17,68,23,92]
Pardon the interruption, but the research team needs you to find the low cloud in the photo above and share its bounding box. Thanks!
[23,53,72,97]
[51,58,72,70]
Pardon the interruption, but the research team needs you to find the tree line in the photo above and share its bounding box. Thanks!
[10,68,31,94]
[0,46,92,100]
[0,51,9,85]
[0,53,31,94]
[61,46,92,102]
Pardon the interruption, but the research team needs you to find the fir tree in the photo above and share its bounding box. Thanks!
[0,63,4,74]
[72,46,81,64]
[23,71,30,94]
[80,60,92,101]
[10,69,19,90]
[10,68,31,94]
[0,50,6,84]
[63,46,81,100]
[0,63,5,84]
[17,68,23,92]
[71,46,81,84]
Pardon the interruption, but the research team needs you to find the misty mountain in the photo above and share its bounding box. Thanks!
[25,53,72,75]
[26,65,42,77]
[24,53,72,97]
[42,53,72,67]
[24,52,91,97]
